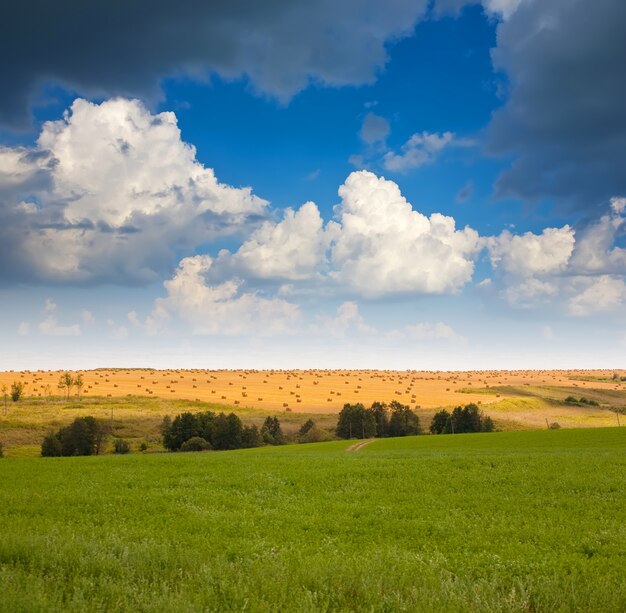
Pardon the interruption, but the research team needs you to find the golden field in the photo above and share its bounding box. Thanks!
[0,368,624,456]
[2,367,625,413]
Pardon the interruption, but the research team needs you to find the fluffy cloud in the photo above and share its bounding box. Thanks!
[568,276,626,316]
[0,98,267,284]
[222,170,481,297]
[488,197,626,313]
[2,0,430,127]
[486,226,575,277]
[148,256,300,336]
[383,131,461,172]
[226,201,333,281]
[331,171,481,296]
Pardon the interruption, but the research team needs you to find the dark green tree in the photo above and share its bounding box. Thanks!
[56,416,106,456]
[371,402,389,438]
[241,425,263,448]
[212,412,244,450]
[261,416,285,445]
[336,403,376,439]
[388,401,421,436]
[430,410,451,434]
[298,419,315,437]
[162,412,199,451]
[41,433,62,457]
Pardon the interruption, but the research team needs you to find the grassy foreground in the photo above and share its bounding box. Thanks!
[0,428,625,612]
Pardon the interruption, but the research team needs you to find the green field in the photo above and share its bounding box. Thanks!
[1,428,625,612]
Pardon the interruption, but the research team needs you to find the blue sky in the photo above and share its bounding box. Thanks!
[1,0,625,369]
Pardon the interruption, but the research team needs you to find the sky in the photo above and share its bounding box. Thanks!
[1,0,625,370]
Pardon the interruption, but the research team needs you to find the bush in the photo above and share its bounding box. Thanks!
[10,381,24,402]
[0,441,4,458]
[41,433,62,457]
[113,438,131,454]
[298,426,333,444]
[180,436,212,452]
[139,442,148,452]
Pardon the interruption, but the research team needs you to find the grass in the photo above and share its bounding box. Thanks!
[0,428,625,611]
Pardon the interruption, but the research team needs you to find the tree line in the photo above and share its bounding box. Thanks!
[161,411,286,451]
[429,404,494,434]
[336,401,494,439]
[336,401,421,439]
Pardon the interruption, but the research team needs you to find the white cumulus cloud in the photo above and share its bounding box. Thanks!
[0,98,267,284]
[148,256,300,336]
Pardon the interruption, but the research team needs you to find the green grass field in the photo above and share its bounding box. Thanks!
[1,428,625,612]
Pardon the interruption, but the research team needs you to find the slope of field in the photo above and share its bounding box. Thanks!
[0,428,625,612]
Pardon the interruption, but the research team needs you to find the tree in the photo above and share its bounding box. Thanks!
[1,384,7,416]
[388,401,421,437]
[430,410,451,434]
[242,425,263,448]
[336,403,376,439]
[74,374,85,400]
[58,372,73,401]
[10,381,24,402]
[162,412,200,451]
[261,416,285,445]
[57,416,107,456]
[430,404,494,435]
[371,402,389,438]
[41,433,62,457]
[212,412,243,450]
[298,419,315,437]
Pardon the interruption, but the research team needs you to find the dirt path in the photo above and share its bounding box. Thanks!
[345,439,376,452]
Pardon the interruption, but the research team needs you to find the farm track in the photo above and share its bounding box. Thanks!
[346,439,376,452]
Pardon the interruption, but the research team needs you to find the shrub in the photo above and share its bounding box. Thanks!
[139,442,148,452]
[0,441,4,458]
[180,436,212,452]
[41,433,62,457]
[298,426,333,444]
[10,381,24,402]
[113,438,131,454]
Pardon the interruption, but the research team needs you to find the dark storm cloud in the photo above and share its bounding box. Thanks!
[0,0,428,127]
[488,0,626,211]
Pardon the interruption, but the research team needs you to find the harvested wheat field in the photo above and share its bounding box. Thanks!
[1,367,625,416]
